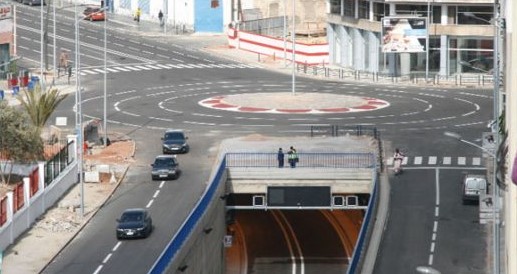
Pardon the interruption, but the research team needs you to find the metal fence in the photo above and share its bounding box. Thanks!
[297,63,495,87]
[225,152,375,168]
[44,140,74,186]
[310,125,384,171]
[240,16,286,37]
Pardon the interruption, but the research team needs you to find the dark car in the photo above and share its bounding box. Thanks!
[151,155,181,180]
[162,129,189,154]
[83,6,106,21]
[22,0,44,5]
[116,208,152,239]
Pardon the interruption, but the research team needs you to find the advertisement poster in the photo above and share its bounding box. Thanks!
[381,17,427,53]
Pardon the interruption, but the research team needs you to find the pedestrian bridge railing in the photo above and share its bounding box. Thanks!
[225,152,376,169]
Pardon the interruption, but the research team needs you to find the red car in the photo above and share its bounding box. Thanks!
[83,7,106,21]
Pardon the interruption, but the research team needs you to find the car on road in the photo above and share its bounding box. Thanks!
[83,6,106,21]
[161,129,189,154]
[462,174,487,204]
[151,155,181,180]
[22,0,44,6]
[116,208,152,239]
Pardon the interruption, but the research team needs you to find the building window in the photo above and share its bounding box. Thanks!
[343,0,355,17]
[373,3,387,21]
[457,6,493,25]
[450,38,493,73]
[395,5,428,17]
[431,6,441,24]
[330,0,341,15]
[358,0,369,19]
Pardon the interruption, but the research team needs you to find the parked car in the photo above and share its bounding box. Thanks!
[151,155,181,180]
[462,174,488,204]
[116,208,152,239]
[83,6,105,21]
[22,0,44,6]
[161,129,189,154]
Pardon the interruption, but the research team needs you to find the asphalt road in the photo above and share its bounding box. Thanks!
[13,3,494,274]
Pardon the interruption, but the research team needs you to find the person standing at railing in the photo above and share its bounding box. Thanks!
[277,148,284,168]
[158,10,164,27]
[288,146,298,168]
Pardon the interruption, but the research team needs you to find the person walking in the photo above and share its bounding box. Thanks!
[277,148,284,168]
[135,7,141,22]
[158,10,164,27]
[393,148,405,175]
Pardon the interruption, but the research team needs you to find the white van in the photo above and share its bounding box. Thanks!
[462,174,488,204]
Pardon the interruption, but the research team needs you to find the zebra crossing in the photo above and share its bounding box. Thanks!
[386,156,485,167]
[78,63,262,76]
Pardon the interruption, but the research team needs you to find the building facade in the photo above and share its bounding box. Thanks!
[327,0,496,76]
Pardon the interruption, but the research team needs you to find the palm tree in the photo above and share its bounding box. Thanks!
[17,82,68,131]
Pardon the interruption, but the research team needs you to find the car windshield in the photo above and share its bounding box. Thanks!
[121,212,143,222]
[154,157,174,167]
[164,132,185,140]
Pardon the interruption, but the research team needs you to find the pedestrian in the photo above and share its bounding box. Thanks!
[83,141,90,155]
[393,148,405,175]
[158,10,164,27]
[135,7,141,22]
[67,65,72,84]
[277,148,284,168]
[288,146,298,168]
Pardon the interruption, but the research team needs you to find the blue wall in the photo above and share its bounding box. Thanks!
[194,0,223,33]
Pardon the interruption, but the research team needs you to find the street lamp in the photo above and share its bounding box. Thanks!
[74,5,109,217]
[444,131,499,273]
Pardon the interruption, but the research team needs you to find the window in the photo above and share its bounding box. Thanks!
[457,6,493,25]
[358,0,369,19]
[343,0,354,17]
[330,0,341,15]
[373,3,387,21]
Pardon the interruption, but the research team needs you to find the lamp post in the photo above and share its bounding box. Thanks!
[444,131,499,273]
[74,5,109,216]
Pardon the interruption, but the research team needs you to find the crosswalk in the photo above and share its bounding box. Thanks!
[78,63,262,76]
[386,156,484,167]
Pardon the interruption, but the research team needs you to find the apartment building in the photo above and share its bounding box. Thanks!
[327,0,498,76]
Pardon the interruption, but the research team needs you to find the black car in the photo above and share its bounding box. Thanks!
[162,129,189,154]
[116,208,152,239]
[151,155,181,180]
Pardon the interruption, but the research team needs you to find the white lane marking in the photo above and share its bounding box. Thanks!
[433,221,438,233]
[146,199,154,208]
[429,254,434,265]
[435,206,439,217]
[428,156,437,165]
[430,242,435,253]
[102,253,112,264]
[105,67,119,72]
[443,157,451,165]
[159,181,165,188]
[93,265,103,274]
[402,157,408,165]
[458,157,466,165]
[153,190,160,198]
[113,242,122,251]
[414,157,422,165]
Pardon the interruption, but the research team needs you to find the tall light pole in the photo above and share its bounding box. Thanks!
[444,131,499,273]
[103,10,107,146]
[291,0,295,95]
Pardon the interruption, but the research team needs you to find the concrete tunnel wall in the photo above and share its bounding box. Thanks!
[165,169,229,274]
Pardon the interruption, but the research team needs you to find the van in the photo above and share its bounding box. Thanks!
[462,174,488,204]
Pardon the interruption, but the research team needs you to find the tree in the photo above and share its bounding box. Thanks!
[0,101,44,185]
[17,83,68,130]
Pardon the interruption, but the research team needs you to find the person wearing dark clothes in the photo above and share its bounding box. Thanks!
[277,148,284,168]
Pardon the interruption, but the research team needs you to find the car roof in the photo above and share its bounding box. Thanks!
[165,129,185,133]
[122,208,147,214]
[155,155,176,159]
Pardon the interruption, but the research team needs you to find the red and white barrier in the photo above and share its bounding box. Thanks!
[227,27,329,65]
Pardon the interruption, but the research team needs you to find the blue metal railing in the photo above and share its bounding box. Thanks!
[225,152,375,168]
[149,157,227,274]
[347,173,379,274]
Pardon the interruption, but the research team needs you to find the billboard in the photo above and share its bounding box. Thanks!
[381,17,427,53]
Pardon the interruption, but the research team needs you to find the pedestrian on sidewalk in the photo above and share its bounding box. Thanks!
[134,7,141,22]
[277,148,284,168]
[158,10,164,27]
[288,146,298,168]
